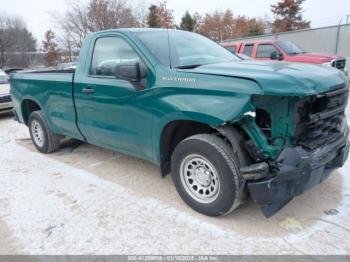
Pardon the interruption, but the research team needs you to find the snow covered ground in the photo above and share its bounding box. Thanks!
[0,111,350,255]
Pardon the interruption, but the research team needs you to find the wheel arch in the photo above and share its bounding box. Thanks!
[21,98,42,125]
[159,120,215,176]
[158,117,250,177]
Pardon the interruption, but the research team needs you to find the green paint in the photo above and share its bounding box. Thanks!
[239,116,282,159]
[10,29,349,165]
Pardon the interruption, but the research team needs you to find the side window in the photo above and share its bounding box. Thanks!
[224,46,236,54]
[90,37,141,77]
[256,44,279,58]
[243,44,253,57]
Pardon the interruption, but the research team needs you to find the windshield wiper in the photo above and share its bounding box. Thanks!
[289,51,305,55]
[175,64,202,69]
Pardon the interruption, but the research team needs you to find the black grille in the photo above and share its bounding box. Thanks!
[0,95,11,103]
[294,86,348,150]
[332,59,346,71]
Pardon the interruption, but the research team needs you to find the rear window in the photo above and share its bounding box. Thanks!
[243,44,254,57]
[224,46,236,54]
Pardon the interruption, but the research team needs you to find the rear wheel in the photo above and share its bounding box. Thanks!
[171,134,244,216]
[28,111,61,153]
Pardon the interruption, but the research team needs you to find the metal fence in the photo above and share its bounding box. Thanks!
[2,51,47,68]
[223,24,350,66]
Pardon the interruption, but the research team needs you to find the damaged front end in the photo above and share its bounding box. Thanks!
[237,84,350,217]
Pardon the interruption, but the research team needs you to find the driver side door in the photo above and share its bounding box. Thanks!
[255,43,282,61]
[74,35,154,160]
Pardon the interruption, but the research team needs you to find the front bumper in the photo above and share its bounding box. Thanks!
[0,102,12,112]
[246,124,349,218]
[0,94,12,112]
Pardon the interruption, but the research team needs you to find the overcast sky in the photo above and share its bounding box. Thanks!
[1,0,350,44]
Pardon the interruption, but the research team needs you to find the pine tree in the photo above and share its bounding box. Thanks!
[42,30,60,67]
[147,5,160,28]
[271,0,310,33]
[180,11,195,31]
[147,2,174,28]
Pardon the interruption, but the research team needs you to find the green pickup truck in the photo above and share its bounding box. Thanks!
[10,29,350,217]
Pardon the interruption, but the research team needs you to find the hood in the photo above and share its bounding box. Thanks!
[291,52,338,63]
[0,83,10,96]
[187,60,348,96]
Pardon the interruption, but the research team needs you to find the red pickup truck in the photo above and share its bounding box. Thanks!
[221,40,347,74]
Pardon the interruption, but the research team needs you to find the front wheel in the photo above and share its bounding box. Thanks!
[171,134,244,216]
[28,111,61,153]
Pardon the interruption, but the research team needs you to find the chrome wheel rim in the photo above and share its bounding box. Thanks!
[31,120,45,147]
[180,154,220,204]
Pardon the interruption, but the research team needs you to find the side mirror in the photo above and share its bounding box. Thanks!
[270,51,284,61]
[139,62,148,79]
[278,52,284,61]
[118,62,147,82]
[270,51,278,60]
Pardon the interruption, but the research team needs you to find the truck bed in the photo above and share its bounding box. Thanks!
[10,70,82,140]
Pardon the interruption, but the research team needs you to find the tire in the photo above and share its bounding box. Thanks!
[28,111,61,153]
[171,134,244,217]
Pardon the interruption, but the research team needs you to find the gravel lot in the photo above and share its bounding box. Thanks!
[1,111,350,255]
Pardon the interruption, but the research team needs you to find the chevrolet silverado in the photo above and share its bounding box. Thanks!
[10,29,350,217]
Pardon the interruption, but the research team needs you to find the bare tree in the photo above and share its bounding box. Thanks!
[195,11,231,41]
[0,14,11,66]
[53,1,90,49]
[133,0,149,27]
[0,13,36,67]
[156,1,174,28]
[196,9,265,41]
[56,28,75,62]
[54,0,137,49]
[87,0,137,30]
[42,30,60,67]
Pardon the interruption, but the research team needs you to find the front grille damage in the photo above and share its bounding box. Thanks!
[243,86,349,217]
[294,86,348,150]
[332,59,346,71]
[247,86,348,162]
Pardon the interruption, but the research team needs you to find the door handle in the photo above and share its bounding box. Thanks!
[82,87,95,94]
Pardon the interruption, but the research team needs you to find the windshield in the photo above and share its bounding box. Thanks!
[276,41,305,55]
[133,30,239,68]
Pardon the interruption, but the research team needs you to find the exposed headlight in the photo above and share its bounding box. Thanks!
[322,62,332,67]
